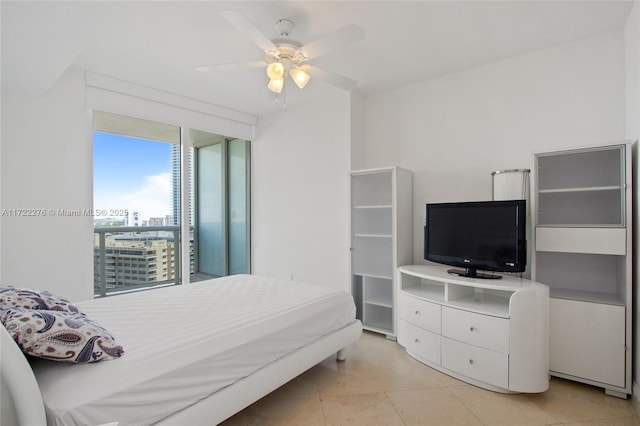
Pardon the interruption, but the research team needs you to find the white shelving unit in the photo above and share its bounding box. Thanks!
[350,167,412,338]
[532,142,633,398]
[397,265,549,393]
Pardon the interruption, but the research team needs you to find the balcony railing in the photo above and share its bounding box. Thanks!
[94,226,181,297]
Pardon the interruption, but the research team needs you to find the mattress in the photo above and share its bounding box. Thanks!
[31,274,357,426]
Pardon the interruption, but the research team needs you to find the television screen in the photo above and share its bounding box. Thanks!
[424,199,526,279]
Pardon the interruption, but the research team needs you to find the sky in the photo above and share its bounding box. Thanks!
[93,131,173,220]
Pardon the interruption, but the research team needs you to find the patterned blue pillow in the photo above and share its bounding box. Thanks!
[1,307,124,363]
[0,286,82,313]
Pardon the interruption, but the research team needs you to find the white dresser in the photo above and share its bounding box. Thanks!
[397,264,549,393]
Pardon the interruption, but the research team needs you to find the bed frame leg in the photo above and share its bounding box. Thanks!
[336,348,346,362]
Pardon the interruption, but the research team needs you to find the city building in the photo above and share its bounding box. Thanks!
[94,237,175,291]
[124,210,140,227]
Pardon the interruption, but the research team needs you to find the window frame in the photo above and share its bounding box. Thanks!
[87,98,253,297]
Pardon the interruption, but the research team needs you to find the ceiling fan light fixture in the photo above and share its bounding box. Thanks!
[268,78,284,93]
[204,11,364,107]
[290,67,310,89]
[266,62,285,80]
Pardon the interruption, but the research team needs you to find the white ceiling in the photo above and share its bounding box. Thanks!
[1,1,634,116]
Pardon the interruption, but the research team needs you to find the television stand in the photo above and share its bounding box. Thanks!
[397,264,549,393]
[447,268,502,280]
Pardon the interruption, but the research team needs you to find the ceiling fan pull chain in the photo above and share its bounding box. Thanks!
[282,78,287,109]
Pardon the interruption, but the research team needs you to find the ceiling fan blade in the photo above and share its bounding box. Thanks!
[197,61,267,72]
[300,24,364,59]
[222,10,277,53]
[305,66,357,91]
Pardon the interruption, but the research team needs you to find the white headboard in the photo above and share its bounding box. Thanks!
[1,323,46,425]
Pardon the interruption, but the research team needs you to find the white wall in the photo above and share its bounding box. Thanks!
[1,68,94,301]
[349,91,367,171]
[252,90,352,291]
[0,69,257,302]
[624,0,640,408]
[364,29,626,267]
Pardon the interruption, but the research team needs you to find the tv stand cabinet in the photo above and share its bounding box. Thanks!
[397,265,549,393]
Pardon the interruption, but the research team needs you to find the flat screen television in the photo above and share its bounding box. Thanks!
[424,199,526,279]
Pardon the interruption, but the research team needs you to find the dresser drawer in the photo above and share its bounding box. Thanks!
[398,319,441,365]
[399,293,441,333]
[442,337,509,389]
[442,307,509,353]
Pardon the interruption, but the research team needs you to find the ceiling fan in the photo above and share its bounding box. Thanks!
[197,10,364,96]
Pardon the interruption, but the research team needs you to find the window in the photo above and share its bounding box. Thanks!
[93,111,250,296]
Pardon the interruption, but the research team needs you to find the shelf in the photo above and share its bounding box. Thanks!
[353,272,392,280]
[353,273,393,280]
[353,205,393,209]
[364,299,393,309]
[351,170,393,207]
[550,288,625,306]
[352,206,393,235]
[364,303,393,332]
[535,227,626,255]
[402,284,445,304]
[534,251,626,303]
[447,293,511,318]
[351,167,413,338]
[537,189,623,226]
[533,143,631,395]
[352,236,393,278]
[364,324,394,335]
[401,276,514,318]
[536,145,624,190]
[363,276,393,307]
[537,223,623,229]
[538,186,621,194]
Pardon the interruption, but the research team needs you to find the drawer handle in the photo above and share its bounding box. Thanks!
[414,338,420,344]
[469,359,474,365]
[469,326,475,332]
[414,310,420,316]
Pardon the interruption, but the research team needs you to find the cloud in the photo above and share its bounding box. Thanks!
[95,172,173,219]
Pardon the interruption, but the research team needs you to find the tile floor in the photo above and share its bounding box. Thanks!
[221,331,639,426]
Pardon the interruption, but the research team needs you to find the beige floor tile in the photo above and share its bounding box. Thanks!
[374,354,467,391]
[563,418,640,426]
[387,387,483,425]
[352,332,468,391]
[320,391,403,425]
[220,332,640,426]
[527,378,637,423]
[449,384,559,425]
[263,367,324,400]
[353,332,402,355]
[222,394,326,426]
[316,364,386,396]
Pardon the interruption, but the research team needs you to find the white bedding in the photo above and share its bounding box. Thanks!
[31,274,357,426]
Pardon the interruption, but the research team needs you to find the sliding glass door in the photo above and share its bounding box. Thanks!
[93,111,250,296]
[191,129,250,279]
[228,139,250,275]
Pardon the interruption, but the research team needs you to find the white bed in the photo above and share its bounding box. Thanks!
[1,274,362,425]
